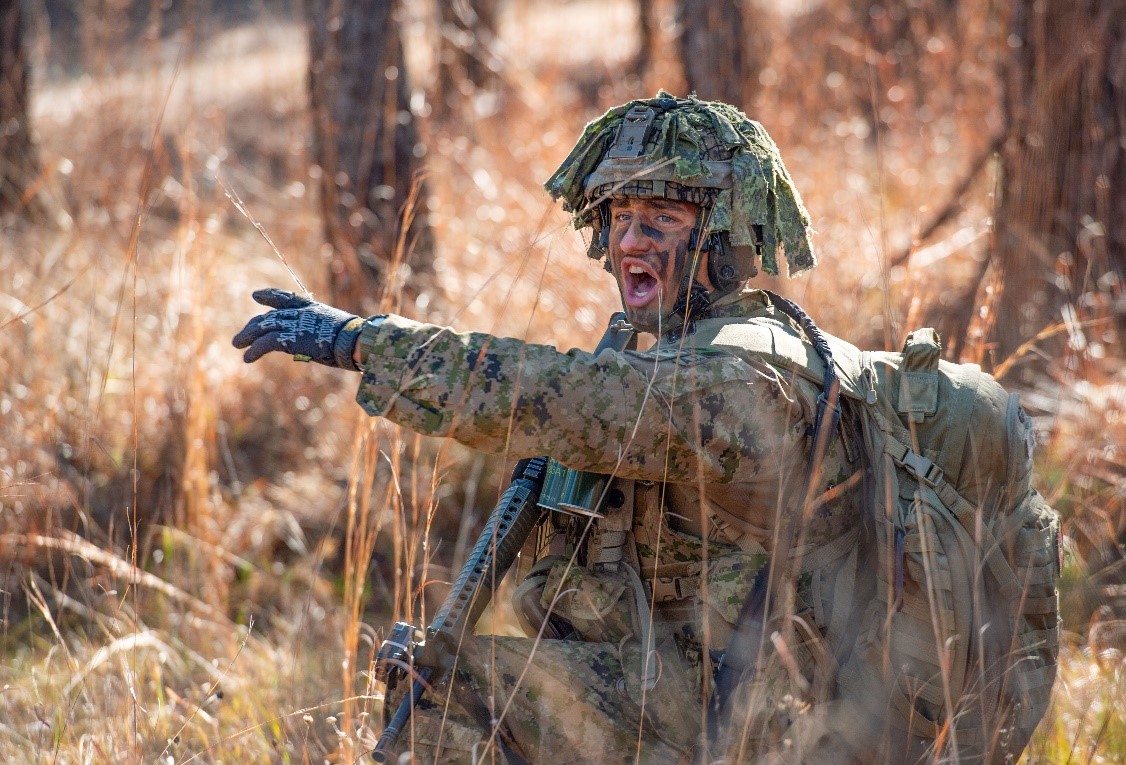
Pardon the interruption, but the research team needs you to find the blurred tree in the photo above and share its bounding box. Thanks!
[633,0,653,77]
[307,0,433,313]
[841,1,971,142]
[435,0,500,116]
[992,0,1125,366]
[676,0,765,107]
[0,0,44,217]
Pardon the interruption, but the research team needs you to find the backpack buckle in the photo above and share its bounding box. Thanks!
[897,449,944,487]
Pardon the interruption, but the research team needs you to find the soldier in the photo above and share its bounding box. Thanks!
[235,93,870,763]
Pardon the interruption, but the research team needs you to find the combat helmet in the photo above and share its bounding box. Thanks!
[545,92,817,312]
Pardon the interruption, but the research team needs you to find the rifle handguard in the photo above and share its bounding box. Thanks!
[370,457,549,760]
[423,457,550,672]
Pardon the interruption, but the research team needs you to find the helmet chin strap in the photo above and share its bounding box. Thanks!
[668,208,718,331]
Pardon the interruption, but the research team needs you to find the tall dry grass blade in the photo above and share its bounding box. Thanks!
[0,263,89,333]
[220,175,311,297]
[96,47,184,410]
[0,532,228,624]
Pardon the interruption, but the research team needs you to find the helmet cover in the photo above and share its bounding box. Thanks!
[544,91,816,277]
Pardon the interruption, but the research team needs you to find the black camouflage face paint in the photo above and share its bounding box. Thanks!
[639,222,665,242]
[672,240,689,281]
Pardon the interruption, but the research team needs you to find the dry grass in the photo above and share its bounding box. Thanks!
[1,1,1123,762]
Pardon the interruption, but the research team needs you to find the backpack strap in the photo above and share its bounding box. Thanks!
[878,422,1022,601]
[707,293,844,759]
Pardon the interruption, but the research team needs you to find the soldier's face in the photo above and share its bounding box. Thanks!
[607,197,701,333]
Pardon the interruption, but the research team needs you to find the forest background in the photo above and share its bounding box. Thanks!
[1,0,1124,762]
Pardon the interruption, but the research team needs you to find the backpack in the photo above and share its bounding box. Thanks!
[714,308,1062,763]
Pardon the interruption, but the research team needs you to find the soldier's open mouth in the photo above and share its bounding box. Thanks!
[621,259,660,307]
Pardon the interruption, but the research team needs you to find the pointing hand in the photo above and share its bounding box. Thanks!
[232,288,364,369]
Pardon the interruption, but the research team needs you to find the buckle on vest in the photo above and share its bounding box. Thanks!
[656,575,699,601]
[897,449,944,487]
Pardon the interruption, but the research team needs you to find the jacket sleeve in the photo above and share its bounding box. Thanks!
[355,315,808,484]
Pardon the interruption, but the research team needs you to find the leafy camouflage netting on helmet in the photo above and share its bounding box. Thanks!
[545,92,817,276]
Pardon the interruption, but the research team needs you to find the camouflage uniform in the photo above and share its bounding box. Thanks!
[234,92,1052,764]
[358,287,865,763]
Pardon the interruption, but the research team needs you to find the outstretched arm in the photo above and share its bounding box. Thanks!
[233,289,806,486]
[354,315,804,485]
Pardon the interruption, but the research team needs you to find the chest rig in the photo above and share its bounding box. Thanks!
[534,460,761,672]
[535,464,661,688]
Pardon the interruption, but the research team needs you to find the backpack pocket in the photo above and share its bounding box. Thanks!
[886,485,974,736]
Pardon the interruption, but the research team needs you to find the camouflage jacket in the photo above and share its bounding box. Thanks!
[355,289,861,559]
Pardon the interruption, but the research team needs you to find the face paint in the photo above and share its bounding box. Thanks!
[638,222,666,242]
[607,198,701,334]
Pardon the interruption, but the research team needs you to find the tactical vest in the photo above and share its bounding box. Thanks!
[517,303,866,695]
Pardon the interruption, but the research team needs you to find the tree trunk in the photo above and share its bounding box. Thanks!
[992,0,1126,368]
[677,0,743,106]
[307,0,433,314]
[633,0,653,77]
[677,0,764,107]
[0,0,44,217]
[435,0,500,115]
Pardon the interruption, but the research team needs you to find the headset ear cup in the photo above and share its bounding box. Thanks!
[738,245,759,278]
[707,233,733,291]
[707,236,757,291]
[588,225,609,260]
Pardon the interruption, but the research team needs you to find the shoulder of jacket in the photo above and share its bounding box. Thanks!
[686,316,825,379]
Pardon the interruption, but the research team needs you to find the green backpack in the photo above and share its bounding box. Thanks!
[711,309,1062,763]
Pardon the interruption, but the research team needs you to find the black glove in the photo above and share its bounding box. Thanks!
[232,288,364,369]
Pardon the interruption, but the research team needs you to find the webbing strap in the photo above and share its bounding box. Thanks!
[892,626,944,666]
[898,674,946,707]
[882,431,1021,600]
[1016,525,1058,557]
[1014,663,1056,693]
[794,527,860,574]
[1022,627,1059,651]
[592,530,629,564]
[1020,595,1060,615]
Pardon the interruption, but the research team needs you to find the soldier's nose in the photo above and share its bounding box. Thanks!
[619,220,651,254]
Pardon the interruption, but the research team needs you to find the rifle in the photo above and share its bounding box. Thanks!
[370,313,634,762]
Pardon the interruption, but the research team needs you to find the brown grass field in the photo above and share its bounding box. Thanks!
[1,1,1124,762]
